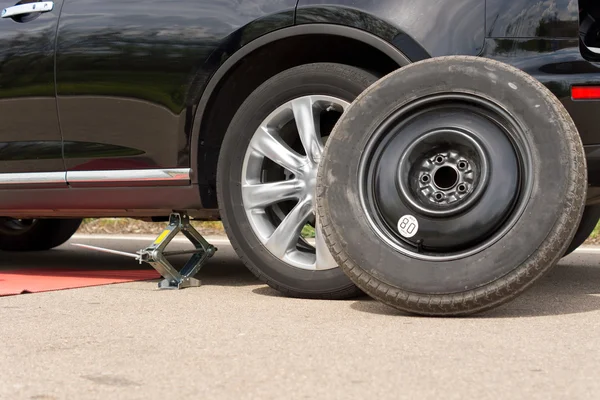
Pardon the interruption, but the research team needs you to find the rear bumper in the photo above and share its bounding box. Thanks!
[484,38,600,145]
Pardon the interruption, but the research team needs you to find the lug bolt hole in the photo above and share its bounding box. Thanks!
[434,155,445,164]
[421,174,431,183]
[434,192,445,202]
[458,161,468,170]
[457,184,467,193]
[433,166,459,190]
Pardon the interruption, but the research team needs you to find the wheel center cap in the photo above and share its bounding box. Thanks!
[411,150,475,209]
[397,129,489,218]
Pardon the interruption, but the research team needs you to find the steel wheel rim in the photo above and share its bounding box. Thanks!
[397,128,490,217]
[358,93,533,261]
[241,95,349,271]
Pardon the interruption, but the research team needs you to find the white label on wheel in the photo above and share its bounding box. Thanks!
[397,215,419,238]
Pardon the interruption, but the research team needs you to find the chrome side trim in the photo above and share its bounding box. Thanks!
[0,169,190,187]
[0,172,66,186]
[66,168,191,184]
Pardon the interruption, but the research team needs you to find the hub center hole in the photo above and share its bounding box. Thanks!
[433,166,458,190]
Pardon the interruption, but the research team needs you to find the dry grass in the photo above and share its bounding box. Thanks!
[584,221,600,245]
[78,218,225,236]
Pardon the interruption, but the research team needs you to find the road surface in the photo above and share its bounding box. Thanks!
[1,235,600,400]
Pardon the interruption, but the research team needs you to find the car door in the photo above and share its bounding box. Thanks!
[0,0,65,183]
[55,0,296,187]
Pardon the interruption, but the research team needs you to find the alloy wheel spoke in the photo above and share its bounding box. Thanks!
[265,198,313,258]
[250,126,307,176]
[242,179,302,209]
[291,97,323,164]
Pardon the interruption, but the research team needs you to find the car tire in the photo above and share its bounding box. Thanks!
[217,63,379,299]
[0,218,83,251]
[317,56,587,315]
[563,205,600,257]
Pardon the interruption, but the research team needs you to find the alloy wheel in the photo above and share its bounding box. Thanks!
[241,95,349,270]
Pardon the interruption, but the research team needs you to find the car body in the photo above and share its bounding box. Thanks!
[2,0,600,298]
[2,0,598,214]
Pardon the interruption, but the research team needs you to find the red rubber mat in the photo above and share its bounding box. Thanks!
[0,268,161,296]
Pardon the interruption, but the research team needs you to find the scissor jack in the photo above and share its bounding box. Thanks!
[73,212,217,289]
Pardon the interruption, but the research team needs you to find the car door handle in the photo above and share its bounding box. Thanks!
[1,1,53,18]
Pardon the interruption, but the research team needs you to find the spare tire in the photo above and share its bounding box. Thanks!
[316,56,587,316]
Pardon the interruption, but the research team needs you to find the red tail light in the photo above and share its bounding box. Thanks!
[572,86,600,100]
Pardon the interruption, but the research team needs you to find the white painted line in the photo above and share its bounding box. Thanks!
[574,246,600,254]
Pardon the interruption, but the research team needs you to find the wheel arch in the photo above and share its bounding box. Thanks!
[191,23,416,208]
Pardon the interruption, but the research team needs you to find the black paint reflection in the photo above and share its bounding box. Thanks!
[0,1,63,173]
[56,0,296,170]
[486,0,579,38]
[297,0,485,57]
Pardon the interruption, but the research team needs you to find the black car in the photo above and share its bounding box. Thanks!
[2,0,600,315]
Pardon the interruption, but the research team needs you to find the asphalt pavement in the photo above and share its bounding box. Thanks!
[2,235,600,400]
